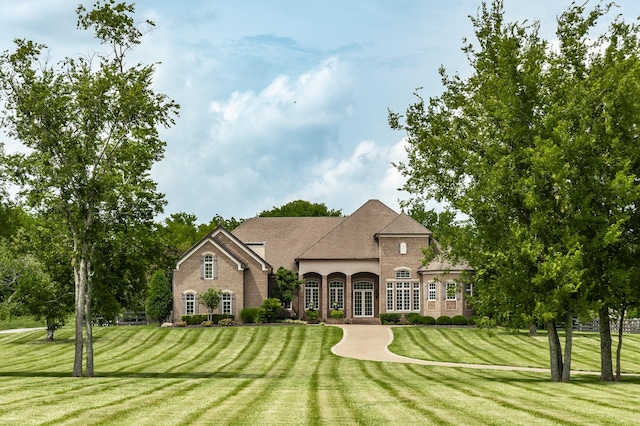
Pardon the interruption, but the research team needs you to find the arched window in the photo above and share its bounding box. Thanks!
[305,281,319,310]
[399,242,408,254]
[183,292,197,315]
[202,254,218,280]
[329,281,344,310]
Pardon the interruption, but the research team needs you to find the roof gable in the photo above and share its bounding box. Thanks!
[298,199,399,260]
[376,212,432,236]
[176,225,270,272]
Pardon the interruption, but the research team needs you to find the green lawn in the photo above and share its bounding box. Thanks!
[389,326,640,373]
[1,325,639,425]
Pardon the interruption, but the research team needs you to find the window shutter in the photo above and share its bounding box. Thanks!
[213,256,218,280]
[200,256,204,280]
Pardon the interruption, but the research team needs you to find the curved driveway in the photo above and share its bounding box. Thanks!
[330,324,554,373]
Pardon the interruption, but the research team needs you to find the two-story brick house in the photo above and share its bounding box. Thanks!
[172,199,473,322]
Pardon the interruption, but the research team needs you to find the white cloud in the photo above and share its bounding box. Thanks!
[285,138,411,214]
[207,56,351,142]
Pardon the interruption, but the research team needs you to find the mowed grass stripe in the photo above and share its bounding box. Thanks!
[415,366,583,425]
[57,327,273,425]
[404,364,524,425]
[461,368,590,426]
[213,326,310,424]
[315,328,362,425]
[166,327,277,425]
[373,362,464,425]
[97,327,181,373]
[0,339,75,372]
[392,327,640,372]
[330,357,381,426]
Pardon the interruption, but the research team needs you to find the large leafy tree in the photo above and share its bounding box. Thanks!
[390,1,640,382]
[0,1,178,376]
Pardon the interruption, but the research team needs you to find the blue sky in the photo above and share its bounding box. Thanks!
[2,0,640,221]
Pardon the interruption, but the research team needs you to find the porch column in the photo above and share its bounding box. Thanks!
[298,273,304,319]
[321,274,328,320]
[345,274,352,319]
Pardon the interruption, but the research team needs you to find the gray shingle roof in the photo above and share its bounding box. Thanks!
[232,216,344,271]
[231,199,435,268]
[298,200,400,259]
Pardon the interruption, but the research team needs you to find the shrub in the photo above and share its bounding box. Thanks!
[181,314,207,325]
[201,320,213,327]
[260,298,283,323]
[306,309,320,321]
[452,315,469,325]
[218,318,235,326]
[211,314,234,324]
[330,309,344,319]
[173,320,186,327]
[380,313,401,324]
[435,315,453,325]
[420,315,436,325]
[240,307,261,324]
[468,315,478,326]
[406,312,421,324]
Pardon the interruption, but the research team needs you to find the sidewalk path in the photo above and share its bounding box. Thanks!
[330,324,556,373]
[0,327,46,334]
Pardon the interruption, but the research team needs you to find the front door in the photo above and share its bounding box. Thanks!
[353,281,374,317]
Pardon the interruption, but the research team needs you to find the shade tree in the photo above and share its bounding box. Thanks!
[0,1,178,376]
[390,1,640,382]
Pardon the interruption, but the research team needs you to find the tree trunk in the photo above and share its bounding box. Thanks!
[547,320,563,382]
[616,306,626,381]
[85,267,94,377]
[561,312,573,382]
[73,254,87,377]
[599,305,614,381]
[46,318,56,342]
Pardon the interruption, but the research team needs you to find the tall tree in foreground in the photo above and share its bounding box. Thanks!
[0,1,178,376]
[390,1,640,382]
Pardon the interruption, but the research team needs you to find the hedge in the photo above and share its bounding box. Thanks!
[435,315,453,325]
[181,314,207,325]
[181,314,234,325]
[452,315,469,325]
[380,313,401,324]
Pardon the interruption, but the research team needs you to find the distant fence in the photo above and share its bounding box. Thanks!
[575,318,640,334]
[91,311,149,326]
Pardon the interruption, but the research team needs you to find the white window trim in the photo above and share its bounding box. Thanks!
[202,253,218,280]
[329,281,344,310]
[305,281,319,310]
[386,280,420,312]
[183,291,198,315]
[221,292,233,315]
[446,282,457,301]
[428,282,438,301]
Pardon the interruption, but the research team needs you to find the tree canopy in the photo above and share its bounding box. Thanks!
[390,1,640,382]
[259,200,342,217]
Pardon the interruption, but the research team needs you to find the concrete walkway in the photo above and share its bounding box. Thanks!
[0,327,46,334]
[330,324,556,373]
